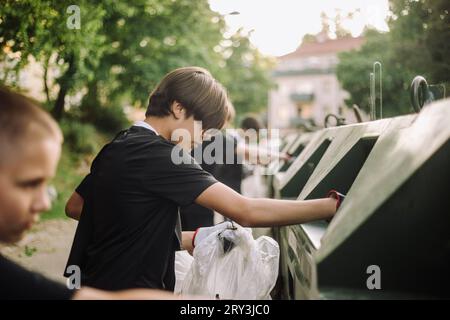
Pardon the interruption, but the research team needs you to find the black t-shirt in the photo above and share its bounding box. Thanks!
[211,132,243,193]
[66,126,217,291]
[76,173,92,198]
[0,254,73,300]
[180,132,243,230]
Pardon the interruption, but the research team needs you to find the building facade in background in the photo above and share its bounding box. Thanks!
[268,35,364,130]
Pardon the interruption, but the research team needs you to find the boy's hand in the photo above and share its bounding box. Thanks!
[327,189,346,210]
[192,221,234,248]
[279,152,292,162]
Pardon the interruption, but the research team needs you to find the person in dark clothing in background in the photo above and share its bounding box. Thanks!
[179,138,217,231]
[241,115,262,133]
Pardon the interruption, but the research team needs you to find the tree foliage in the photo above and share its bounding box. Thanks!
[0,0,106,119]
[0,0,274,131]
[337,0,450,117]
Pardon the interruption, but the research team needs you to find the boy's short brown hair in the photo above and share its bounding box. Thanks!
[0,86,62,164]
[241,115,262,132]
[145,67,230,130]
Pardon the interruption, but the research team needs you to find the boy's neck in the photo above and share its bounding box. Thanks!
[144,117,171,141]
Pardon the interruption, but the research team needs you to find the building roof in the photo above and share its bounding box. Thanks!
[279,36,365,60]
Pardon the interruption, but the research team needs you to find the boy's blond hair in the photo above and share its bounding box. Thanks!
[0,86,62,164]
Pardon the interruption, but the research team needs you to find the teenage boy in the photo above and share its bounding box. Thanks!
[65,66,338,291]
[0,87,180,299]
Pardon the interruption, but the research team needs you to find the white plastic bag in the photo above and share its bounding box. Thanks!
[175,224,279,300]
[174,250,194,294]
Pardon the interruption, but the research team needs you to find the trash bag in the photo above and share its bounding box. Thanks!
[175,223,279,300]
[174,250,194,294]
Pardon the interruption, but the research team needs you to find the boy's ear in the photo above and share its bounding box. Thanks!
[170,101,184,119]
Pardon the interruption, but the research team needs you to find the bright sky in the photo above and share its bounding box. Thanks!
[209,0,390,57]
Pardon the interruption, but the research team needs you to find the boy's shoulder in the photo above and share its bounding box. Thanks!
[99,126,201,168]
[94,126,175,163]
[121,126,174,147]
[122,126,189,160]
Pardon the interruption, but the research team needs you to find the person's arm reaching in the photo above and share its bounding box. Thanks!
[236,143,291,165]
[181,231,195,254]
[65,174,92,221]
[195,182,337,228]
[65,191,84,220]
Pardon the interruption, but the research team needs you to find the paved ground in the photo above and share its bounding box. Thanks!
[0,219,78,284]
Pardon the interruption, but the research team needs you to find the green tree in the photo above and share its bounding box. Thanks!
[0,0,106,119]
[336,0,450,117]
[78,0,227,133]
[79,0,274,129]
[218,30,275,116]
[337,29,414,116]
[1,0,274,128]
[388,0,450,84]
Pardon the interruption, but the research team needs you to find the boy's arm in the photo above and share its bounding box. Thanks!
[66,173,92,221]
[195,182,336,228]
[236,144,291,165]
[181,231,195,253]
[65,191,84,221]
